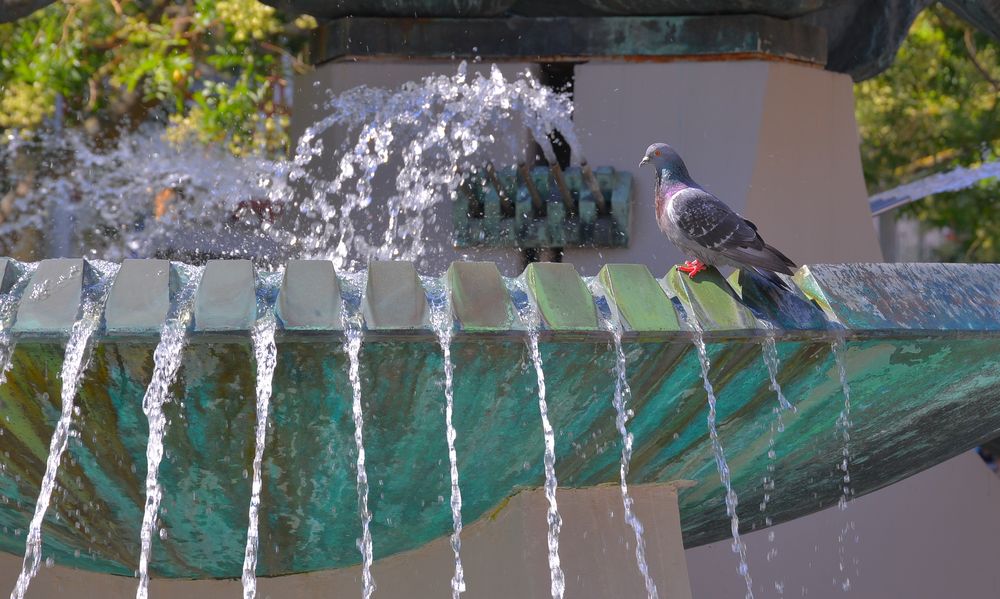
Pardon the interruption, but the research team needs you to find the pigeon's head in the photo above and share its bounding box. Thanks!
[639,143,691,181]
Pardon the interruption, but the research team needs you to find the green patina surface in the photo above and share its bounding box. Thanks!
[447,262,515,331]
[0,260,997,579]
[599,264,679,333]
[668,265,758,332]
[524,262,598,331]
[453,166,631,250]
[312,15,827,67]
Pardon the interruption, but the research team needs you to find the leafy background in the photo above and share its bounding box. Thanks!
[856,4,1000,262]
[0,0,315,155]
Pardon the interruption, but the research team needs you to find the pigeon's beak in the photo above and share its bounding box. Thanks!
[639,156,650,167]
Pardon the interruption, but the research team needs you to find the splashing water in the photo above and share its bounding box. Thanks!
[425,277,466,598]
[687,324,754,599]
[0,64,583,269]
[0,263,39,384]
[241,272,281,599]
[135,264,204,599]
[10,261,120,599]
[341,272,375,599]
[0,130,291,263]
[506,277,565,599]
[831,336,855,592]
[587,278,658,598]
[289,63,581,268]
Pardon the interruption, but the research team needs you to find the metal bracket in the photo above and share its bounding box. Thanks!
[453,165,631,249]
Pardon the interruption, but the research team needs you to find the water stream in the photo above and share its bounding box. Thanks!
[507,278,565,599]
[10,261,120,599]
[589,280,658,598]
[760,332,793,594]
[762,335,794,415]
[0,263,39,384]
[240,272,281,599]
[688,325,754,599]
[135,264,204,599]
[831,336,855,592]
[425,277,466,598]
[608,328,659,597]
[289,63,581,268]
[341,272,375,599]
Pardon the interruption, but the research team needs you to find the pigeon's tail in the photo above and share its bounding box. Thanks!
[749,266,791,291]
[724,243,796,277]
[765,243,796,271]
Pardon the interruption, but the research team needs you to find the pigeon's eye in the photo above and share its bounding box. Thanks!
[654,150,661,156]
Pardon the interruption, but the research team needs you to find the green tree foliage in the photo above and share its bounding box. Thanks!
[856,3,1000,262]
[0,0,316,155]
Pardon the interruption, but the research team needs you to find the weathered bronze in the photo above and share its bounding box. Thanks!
[0,259,997,578]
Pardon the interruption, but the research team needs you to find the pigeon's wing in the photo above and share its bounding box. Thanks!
[670,188,795,274]
[670,188,762,250]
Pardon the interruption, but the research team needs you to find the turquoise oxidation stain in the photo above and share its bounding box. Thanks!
[0,260,997,578]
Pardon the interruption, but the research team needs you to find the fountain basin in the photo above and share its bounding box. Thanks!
[0,258,997,578]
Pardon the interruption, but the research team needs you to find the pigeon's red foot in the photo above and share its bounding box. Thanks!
[677,259,708,279]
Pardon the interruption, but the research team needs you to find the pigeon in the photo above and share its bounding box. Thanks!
[640,142,796,288]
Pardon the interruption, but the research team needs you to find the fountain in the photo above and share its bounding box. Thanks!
[0,255,994,591]
[1,3,1000,595]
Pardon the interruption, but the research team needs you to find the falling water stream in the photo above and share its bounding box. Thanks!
[241,271,281,599]
[831,336,855,592]
[589,280,658,598]
[425,277,466,598]
[10,261,120,599]
[760,333,794,594]
[0,263,39,384]
[507,278,565,599]
[688,323,754,599]
[762,335,794,415]
[135,264,204,599]
[341,272,375,599]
